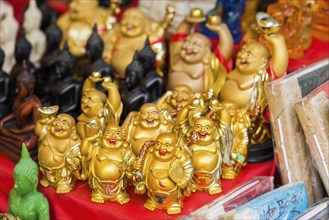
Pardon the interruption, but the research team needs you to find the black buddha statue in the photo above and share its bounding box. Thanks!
[0,48,13,119]
[10,30,36,81]
[36,0,58,32]
[40,21,63,85]
[121,51,150,120]
[84,24,113,79]
[138,37,165,102]
[48,42,82,116]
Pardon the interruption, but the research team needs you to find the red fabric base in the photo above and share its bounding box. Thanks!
[0,156,275,219]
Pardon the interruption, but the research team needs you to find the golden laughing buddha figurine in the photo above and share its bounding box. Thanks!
[219,12,288,145]
[156,84,194,121]
[57,0,119,57]
[35,108,81,194]
[189,117,224,195]
[89,124,135,204]
[103,5,175,77]
[133,133,193,214]
[77,72,122,139]
[168,9,234,97]
[122,103,174,157]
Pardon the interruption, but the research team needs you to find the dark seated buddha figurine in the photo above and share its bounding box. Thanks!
[84,24,114,80]
[0,48,13,119]
[121,52,150,120]
[37,22,63,102]
[48,42,82,116]
[139,37,165,102]
[10,31,36,85]
[36,0,58,32]
[0,61,42,162]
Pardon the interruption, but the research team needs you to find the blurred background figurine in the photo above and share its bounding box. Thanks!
[0,48,13,119]
[8,144,49,220]
[36,0,58,32]
[23,0,46,68]
[0,62,41,161]
[84,24,114,80]
[169,9,233,97]
[57,0,120,58]
[0,0,19,74]
[48,42,82,116]
[103,5,175,77]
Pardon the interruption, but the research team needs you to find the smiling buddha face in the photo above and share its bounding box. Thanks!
[153,133,178,162]
[192,117,216,145]
[120,8,147,38]
[50,114,76,140]
[138,103,161,129]
[101,124,123,149]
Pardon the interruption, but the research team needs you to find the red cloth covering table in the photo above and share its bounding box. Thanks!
[0,155,275,219]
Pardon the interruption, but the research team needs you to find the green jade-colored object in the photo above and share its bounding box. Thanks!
[8,144,49,220]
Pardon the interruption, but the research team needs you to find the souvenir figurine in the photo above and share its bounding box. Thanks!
[120,52,150,120]
[35,106,82,194]
[219,12,288,146]
[23,0,46,68]
[210,101,252,179]
[8,144,49,220]
[122,103,173,157]
[36,0,58,31]
[168,10,233,96]
[84,24,114,80]
[88,124,135,204]
[311,0,329,42]
[0,48,13,119]
[0,0,19,73]
[139,37,165,102]
[267,0,305,59]
[156,85,194,121]
[10,32,36,82]
[57,0,120,57]
[103,5,175,77]
[221,0,246,43]
[77,72,122,139]
[0,62,41,161]
[188,117,224,194]
[133,133,193,214]
[48,42,82,116]
[296,0,318,49]
[40,21,63,81]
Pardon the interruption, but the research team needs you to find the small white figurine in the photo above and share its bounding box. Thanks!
[23,0,46,68]
[0,0,19,73]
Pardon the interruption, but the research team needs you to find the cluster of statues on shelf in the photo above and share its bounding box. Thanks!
[1,0,325,216]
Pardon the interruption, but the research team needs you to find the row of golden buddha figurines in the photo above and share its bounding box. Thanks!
[34,70,259,214]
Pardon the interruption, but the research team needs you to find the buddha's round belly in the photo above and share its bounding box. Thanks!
[38,145,65,168]
[94,160,123,181]
[111,49,134,76]
[220,80,252,108]
[192,151,219,172]
[168,71,203,92]
[147,170,176,191]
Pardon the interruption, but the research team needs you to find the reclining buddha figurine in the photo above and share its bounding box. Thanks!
[133,133,193,214]
[57,0,120,57]
[35,106,82,194]
[168,9,234,97]
[0,61,41,161]
[88,123,135,204]
[103,5,175,77]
